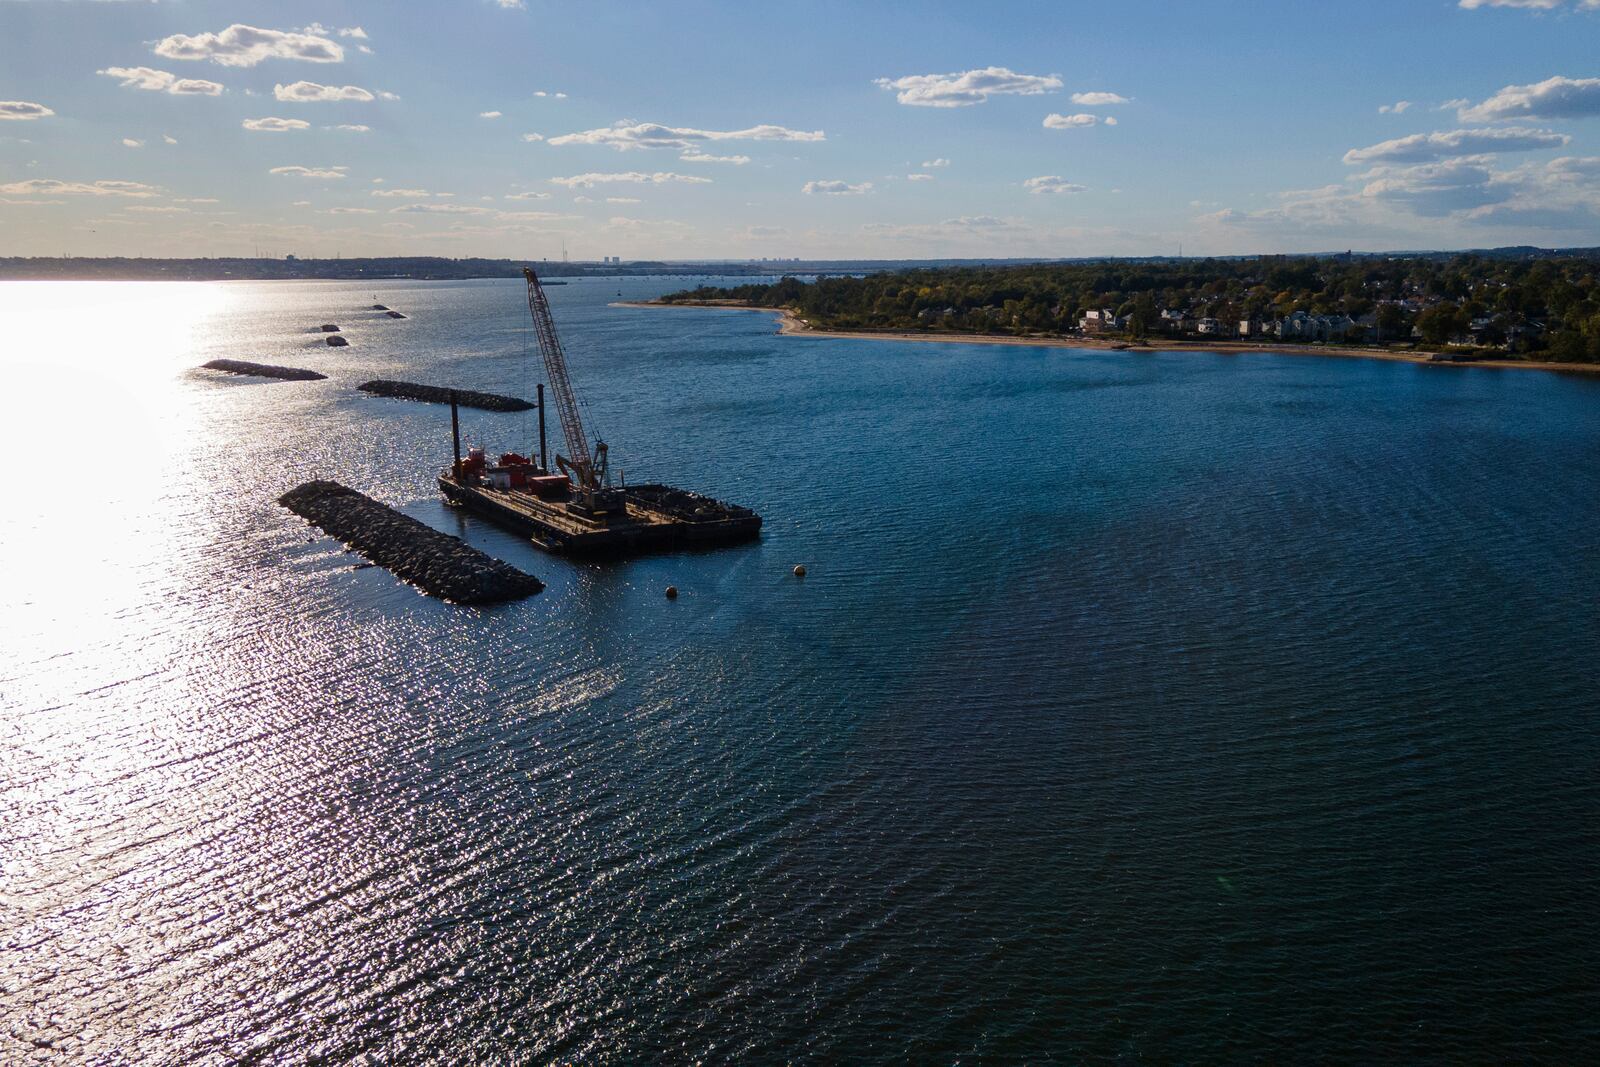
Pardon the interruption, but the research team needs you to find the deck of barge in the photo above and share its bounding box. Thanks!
[439,472,761,555]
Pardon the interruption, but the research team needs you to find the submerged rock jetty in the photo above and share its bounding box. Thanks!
[202,359,327,381]
[279,480,543,604]
[357,379,533,411]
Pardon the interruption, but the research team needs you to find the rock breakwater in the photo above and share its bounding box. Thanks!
[202,359,327,381]
[279,480,543,604]
[357,379,533,412]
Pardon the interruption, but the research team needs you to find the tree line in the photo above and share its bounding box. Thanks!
[662,253,1600,363]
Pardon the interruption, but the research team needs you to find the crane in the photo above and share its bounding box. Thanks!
[522,266,623,516]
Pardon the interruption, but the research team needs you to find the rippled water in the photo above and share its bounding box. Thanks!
[3,277,1598,1062]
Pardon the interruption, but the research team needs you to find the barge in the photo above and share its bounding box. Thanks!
[438,266,761,557]
[440,456,760,555]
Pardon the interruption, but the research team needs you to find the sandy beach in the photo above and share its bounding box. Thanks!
[615,300,1600,377]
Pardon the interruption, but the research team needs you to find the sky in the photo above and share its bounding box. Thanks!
[3,0,1600,261]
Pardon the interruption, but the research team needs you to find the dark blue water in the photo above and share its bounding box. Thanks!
[3,277,1598,1062]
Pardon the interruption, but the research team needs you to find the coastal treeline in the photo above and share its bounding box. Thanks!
[662,253,1600,362]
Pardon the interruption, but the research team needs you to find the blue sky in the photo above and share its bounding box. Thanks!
[3,0,1600,259]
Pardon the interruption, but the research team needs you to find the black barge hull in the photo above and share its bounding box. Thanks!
[440,474,761,556]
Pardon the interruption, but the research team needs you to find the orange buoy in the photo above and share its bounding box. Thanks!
[665,585,678,599]
[793,564,806,578]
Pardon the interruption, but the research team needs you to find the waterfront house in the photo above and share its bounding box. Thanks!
[1279,310,1315,339]
[1322,314,1356,341]
[1080,308,1123,333]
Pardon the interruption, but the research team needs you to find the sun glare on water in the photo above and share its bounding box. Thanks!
[0,281,235,700]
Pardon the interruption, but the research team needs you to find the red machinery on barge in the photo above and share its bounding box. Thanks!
[438,268,762,555]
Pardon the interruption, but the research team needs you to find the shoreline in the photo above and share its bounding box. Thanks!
[614,300,1600,377]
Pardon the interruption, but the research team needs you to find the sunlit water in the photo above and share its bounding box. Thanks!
[3,278,1598,1062]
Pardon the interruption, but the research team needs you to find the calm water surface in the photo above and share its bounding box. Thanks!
[2,278,1598,1062]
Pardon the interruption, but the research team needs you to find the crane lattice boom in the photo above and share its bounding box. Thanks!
[522,266,598,486]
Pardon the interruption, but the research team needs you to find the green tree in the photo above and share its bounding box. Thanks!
[1417,303,1465,345]
[1375,303,1407,344]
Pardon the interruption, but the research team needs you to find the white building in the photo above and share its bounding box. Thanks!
[1080,308,1123,333]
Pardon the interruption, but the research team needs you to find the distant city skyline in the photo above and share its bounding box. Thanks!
[3,0,1600,259]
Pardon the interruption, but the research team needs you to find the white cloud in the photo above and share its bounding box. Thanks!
[548,120,824,150]
[97,67,224,96]
[153,24,344,67]
[1205,150,1600,235]
[0,101,56,120]
[549,171,713,187]
[242,116,310,132]
[1197,192,1364,234]
[1378,100,1413,114]
[858,215,1028,242]
[1043,112,1105,129]
[1358,158,1505,215]
[274,81,377,103]
[505,190,551,200]
[321,206,377,214]
[874,66,1061,107]
[1545,154,1600,177]
[121,139,144,148]
[338,27,368,39]
[679,151,750,164]
[162,135,178,145]
[1024,175,1087,194]
[802,179,872,195]
[597,215,694,237]
[907,173,934,181]
[533,90,568,98]
[497,210,576,222]
[1342,126,1569,163]
[0,178,157,197]
[370,188,434,198]
[1459,75,1600,122]
[522,133,544,142]
[330,124,371,133]
[1070,91,1129,105]
[480,110,502,119]
[269,165,347,179]
[388,203,493,215]
[605,197,641,203]
[921,157,951,168]
[1458,0,1568,8]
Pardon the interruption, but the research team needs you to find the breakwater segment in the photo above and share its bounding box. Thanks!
[202,359,327,381]
[357,379,533,412]
[279,480,543,604]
